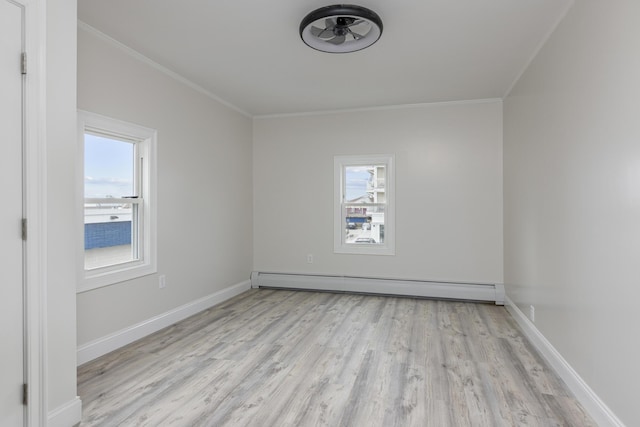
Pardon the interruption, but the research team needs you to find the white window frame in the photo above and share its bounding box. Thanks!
[77,111,157,292]
[334,154,395,255]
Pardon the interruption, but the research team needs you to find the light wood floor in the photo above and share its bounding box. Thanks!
[78,289,595,426]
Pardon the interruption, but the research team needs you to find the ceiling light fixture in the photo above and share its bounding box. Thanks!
[299,4,383,53]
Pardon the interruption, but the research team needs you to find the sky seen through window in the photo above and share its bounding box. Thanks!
[84,134,134,198]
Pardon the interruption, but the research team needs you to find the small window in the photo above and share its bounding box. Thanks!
[334,155,395,255]
[78,111,157,291]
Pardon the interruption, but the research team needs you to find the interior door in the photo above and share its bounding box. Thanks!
[0,0,26,425]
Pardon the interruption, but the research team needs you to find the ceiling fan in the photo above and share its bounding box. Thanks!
[299,5,383,53]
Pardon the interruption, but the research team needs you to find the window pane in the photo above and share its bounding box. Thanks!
[345,204,385,244]
[84,133,138,270]
[345,164,386,203]
[84,133,135,198]
[344,164,386,245]
[84,202,138,270]
[345,166,371,202]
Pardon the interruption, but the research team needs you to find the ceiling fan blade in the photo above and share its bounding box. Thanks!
[327,34,346,45]
[311,26,333,39]
[345,19,364,27]
[324,18,336,29]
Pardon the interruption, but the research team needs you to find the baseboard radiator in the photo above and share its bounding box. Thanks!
[251,272,505,305]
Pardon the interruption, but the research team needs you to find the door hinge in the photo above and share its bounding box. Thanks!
[23,383,28,405]
[22,218,27,241]
[21,52,27,75]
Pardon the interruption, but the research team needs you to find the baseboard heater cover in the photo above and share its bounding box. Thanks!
[251,272,505,305]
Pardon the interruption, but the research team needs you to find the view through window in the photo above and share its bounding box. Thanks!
[84,133,139,270]
[344,164,386,245]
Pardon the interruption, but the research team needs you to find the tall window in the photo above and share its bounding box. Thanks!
[78,111,157,291]
[334,154,395,255]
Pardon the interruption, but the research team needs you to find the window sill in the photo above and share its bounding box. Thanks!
[78,261,156,293]
[334,245,395,256]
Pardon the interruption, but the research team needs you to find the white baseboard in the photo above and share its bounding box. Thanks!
[251,271,505,305]
[504,296,625,427]
[77,280,251,365]
[48,396,82,427]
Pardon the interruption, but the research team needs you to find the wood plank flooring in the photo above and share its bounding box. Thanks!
[78,289,595,426]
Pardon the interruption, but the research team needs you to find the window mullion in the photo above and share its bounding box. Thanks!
[84,197,141,204]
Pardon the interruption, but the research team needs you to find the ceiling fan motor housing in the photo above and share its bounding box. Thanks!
[300,4,383,53]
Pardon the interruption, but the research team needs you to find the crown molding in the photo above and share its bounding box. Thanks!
[254,98,503,120]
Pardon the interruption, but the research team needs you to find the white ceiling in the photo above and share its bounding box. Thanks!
[78,0,573,117]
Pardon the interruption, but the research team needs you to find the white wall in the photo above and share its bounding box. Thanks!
[254,101,503,284]
[504,1,640,424]
[76,28,253,345]
[46,0,80,416]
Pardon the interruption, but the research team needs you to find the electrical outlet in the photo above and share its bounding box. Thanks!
[529,305,535,322]
[159,275,166,289]
[307,254,314,264]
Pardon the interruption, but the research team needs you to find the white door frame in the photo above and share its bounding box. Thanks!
[17,0,47,424]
